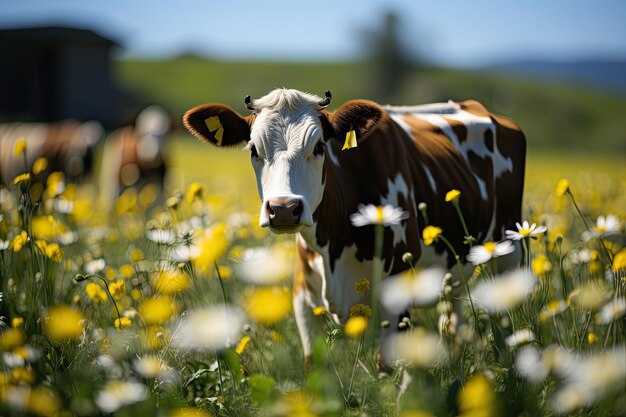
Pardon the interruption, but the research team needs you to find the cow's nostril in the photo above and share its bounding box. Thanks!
[293,201,303,217]
[268,205,276,217]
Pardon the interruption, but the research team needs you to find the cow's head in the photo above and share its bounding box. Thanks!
[183,88,383,234]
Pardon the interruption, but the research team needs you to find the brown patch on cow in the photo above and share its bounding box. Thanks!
[484,129,494,152]
[459,100,491,118]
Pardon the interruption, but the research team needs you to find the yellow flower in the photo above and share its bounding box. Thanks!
[46,171,65,197]
[138,184,158,208]
[86,282,108,303]
[312,306,326,316]
[154,269,190,294]
[114,187,137,215]
[31,215,67,240]
[539,300,568,322]
[27,386,61,416]
[349,303,372,318]
[246,286,292,325]
[422,226,442,246]
[141,326,168,350]
[44,305,85,343]
[344,316,367,338]
[12,317,24,328]
[555,178,570,198]
[32,157,48,175]
[109,280,127,300]
[170,407,213,417]
[194,223,229,274]
[354,278,370,293]
[445,189,461,203]
[457,373,496,417]
[613,249,626,272]
[400,411,435,417]
[139,296,177,326]
[119,264,134,279]
[12,172,31,186]
[235,335,251,355]
[13,138,27,156]
[131,289,142,300]
[11,231,28,252]
[186,182,204,203]
[130,248,144,263]
[115,317,132,330]
[12,367,34,384]
[35,240,63,263]
[166,195,180,210]
[0,328,24,351]
[531,254,552,277]
[587,332,598,344]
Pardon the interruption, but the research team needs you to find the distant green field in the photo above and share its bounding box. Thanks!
[116,57,626,153]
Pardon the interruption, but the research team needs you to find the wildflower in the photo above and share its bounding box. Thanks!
[132,355,173,380]
[350,204,408,227]
[146,228,175,244]
[32,157,48,175]
[170,408,213,417]
[95,380,148,413]
[505,329,535,347]
[86,282,108,303]
[114,317,132,330]
[354,278,370,293]
[344,316,367,338]
[186,182,204,203]
[36,241,63,263]
[595,298,626,324]
[108,280,126,300]
[12,172,30,187]
[46,172,65,197]
[235,335,251,355]
[555,178,569,197]
[613,248,626,272]
[531,254,552,277]
[154,269,191,294]
[505,221,547,240]
[11,231,28,252]
[139,296,177,326]
[472,268,537,313]
[312,306,326,316]
[54,198,74,214]
[13,138,27,156]
[383,328,440,368]
[381,268,445,314]
[466,240,515,265]
[85,258,106,275]
[172,305,245,352]
[539,300,568,322]
[593,214,621,234]
[44,305,85,343]
[349,303,372,318]
[0,328,25,351]
[0,240,9,250]
[119,264,134,279]
[12,317,24,328]
[445,189,461,203]
[166,195,180,210]
[587,333,598,344]
[194,223,229,274]
[457,373,496,417]
[422,226,442,246]
[567,281,610,310]
[236,246,292,284]
[551,346,626,414]
[245,287,292,325]
[130,248,144,263]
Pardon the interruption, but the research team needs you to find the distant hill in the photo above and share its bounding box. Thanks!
[487,59,626,95]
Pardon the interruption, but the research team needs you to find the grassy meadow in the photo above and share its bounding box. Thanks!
[1,59,625,416]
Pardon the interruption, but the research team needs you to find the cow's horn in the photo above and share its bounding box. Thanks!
[319,90,332,108]
[245,95,255,111]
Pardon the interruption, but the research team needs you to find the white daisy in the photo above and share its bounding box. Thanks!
[382,328,442,368]
[505,221,547,240]
[466,240,515,265]
[95,380,148,413]
[85,258,106,275]
[145,228,175,245]
[381,268,445,314]
[350,204,409,227]
[595,298,626,324]
[582,214,621,241]
[171,305,245,352]
[505,329,535,347]
[236,246,293,284]
[472,268,537,313]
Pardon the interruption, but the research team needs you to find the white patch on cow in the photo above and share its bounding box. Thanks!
[380,172,410,247]
[292,290,313,357]
[384,101,460,115]
[387,113,412,139]
[248,89,327,228]
[422,165,437,192]
[325,141,340,167]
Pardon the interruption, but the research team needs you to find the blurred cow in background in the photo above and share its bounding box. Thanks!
[99,105,171,206]
[0,120,103,185]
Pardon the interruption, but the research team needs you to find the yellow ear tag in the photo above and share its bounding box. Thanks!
[204,116,224,146]
[342,130,357,151]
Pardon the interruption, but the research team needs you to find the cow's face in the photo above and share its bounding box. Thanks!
[183,89,383,234]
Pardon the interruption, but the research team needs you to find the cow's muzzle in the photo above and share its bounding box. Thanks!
[262,197,306,234]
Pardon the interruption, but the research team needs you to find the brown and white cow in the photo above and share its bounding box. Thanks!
[0,120,102,186]
[183,88,526,368]
[99,105,171,206]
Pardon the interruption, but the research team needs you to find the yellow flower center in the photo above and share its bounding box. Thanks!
[483,242,496,253]
[375,206,384,224]
[518,228,531,236]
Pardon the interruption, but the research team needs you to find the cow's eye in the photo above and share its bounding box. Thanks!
[250,144,259,159]
[313,141,325,157]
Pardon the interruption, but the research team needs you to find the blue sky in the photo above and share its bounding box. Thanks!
[1,0,625,66]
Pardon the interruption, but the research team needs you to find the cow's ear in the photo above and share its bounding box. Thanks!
[328,100,384,143]
[183,104,251,147]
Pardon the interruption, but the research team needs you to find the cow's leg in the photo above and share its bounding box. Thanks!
[293,270,314,371]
